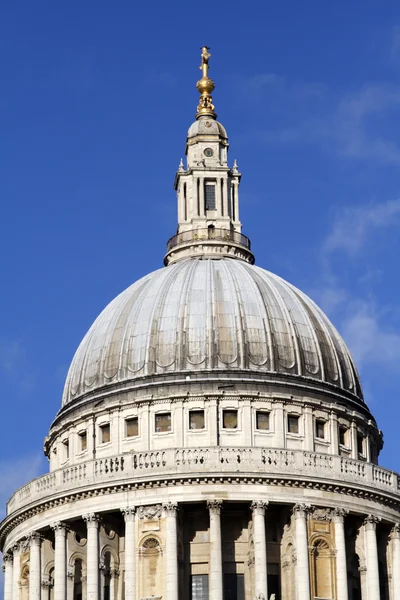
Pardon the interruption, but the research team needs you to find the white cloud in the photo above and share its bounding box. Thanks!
[323,199,400,256]
[0,339,23,373]
[259,80,400,165]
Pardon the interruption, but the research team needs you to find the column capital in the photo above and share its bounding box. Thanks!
[67,571,75,581]
[391,523,400,538]
[121,507,136,521]
[363,514,381,530]
[207,499,223,515]
[3,552,13,564]
[51,521,69,534]
[162,501,178,517]
[27,531,44,546]
[83,513,100,528]
[333,508,349,523]
[312,508,333,522]
[251,500,269,515]
[292,503,311,519]
[110,568,120,580]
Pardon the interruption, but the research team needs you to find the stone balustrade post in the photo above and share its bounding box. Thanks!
[333,509,349,600]
[364,515,381,600]
[51,522,68,600]
[293,504,311,600]
[3,552,13,600]
[391,523,400,600]
[110,568,119,600]
[83,513,100,600]
[207,500,223,600]
[28,533,42,600]
[121,508,136,600]
[163,502,179,600]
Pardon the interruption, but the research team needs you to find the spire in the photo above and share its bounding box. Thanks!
[196,46,216,119]
[163,47,254,267]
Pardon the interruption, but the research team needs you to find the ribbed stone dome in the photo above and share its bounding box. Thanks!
[62,258,363,407]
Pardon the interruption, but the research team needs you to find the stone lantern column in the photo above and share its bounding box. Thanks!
[83,513,100,600]
[28,533,42,600]
[364,515,381,600]
[333,509,349,600]
[2,552,13,600]
[207,500,223,600]
[293,504,311,600]
[51,522,68,600]
[391,523,400,600]
[163,502,179,600]
[251,501,269,600]
[121,508,136,600]
[12,542,22,600]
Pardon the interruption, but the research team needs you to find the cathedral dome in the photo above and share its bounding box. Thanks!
[62,258,363,408]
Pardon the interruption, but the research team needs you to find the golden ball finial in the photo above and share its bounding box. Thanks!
[196,46,216,119]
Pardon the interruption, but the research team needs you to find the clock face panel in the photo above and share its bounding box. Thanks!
[204,147,214,157]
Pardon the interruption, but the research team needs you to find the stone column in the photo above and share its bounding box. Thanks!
[28,533,42,600]
[83,513,100,600]
[52,522,68,600]
[391,523,400,600]
[121,508,136,600]
[251,501,269,600]
[364,515,381,600]
[207,500,223,600]
[333,509,349,600]
[330,412,339,455]
[3,552,13,600]
[163,502,179,600]
[223,177,229,218]
[110,568,119,600]
[12,543,21,600]
[293,504,311,600]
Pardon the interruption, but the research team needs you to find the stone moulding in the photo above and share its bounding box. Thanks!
[1,446,400,549]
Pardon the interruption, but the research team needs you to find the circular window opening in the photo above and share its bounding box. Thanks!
[204,148,213,157]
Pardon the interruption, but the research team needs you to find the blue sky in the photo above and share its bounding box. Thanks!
[1,0,400,566]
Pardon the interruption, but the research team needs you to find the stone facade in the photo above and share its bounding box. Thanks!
[1,48,400,600]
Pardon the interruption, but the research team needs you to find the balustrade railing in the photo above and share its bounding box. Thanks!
[166,228,251,252]
[6,447,400,515]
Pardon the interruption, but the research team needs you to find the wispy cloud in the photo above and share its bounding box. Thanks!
[257,78,400,166]
[0,454,45,520]
[323,199,400,256]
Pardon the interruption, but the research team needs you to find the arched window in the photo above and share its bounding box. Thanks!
[73,559,83,600]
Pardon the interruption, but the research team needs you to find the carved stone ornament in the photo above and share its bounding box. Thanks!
[292,503,311,518]
[256,594,266,600]
[3,552,13,564]
[67,571,74,581]
[312,508,333,522]
[138,504,162,520]
[83,513,100,527]
[363,514,381,528]
[121,507,136,521]
[110,568,120,579]
[27,531,43,545]
[51,521,69,534]
[207,499,223,514]
[251,500,269,515]
[142,537,160,549]
[391,523,400,537]
[41,576,52,589]
[333,508,349,522]
[162,502,178,516]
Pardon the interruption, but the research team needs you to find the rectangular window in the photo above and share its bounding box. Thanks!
[339,426,348,446]
[100,423,110,444]
[125,417,139,438]
[63,439,69,460]
[357,433,364,455]
[315,419,325,440]
[256,411,270,431]
[287,415,299,434]
[155,412,171,433]
[189,410,205,430]
[205,182,216,210]
[222,409,238,429]
[79,431,87,452]
[190,574,209,600]
[223,574,245,600]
